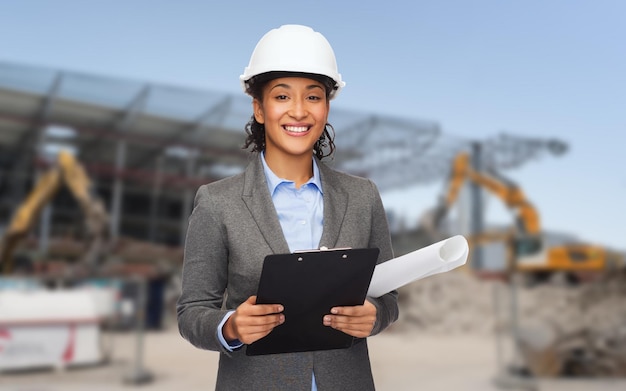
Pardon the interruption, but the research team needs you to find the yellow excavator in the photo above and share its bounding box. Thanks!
[421,152,624,283]
[0,150,110,275]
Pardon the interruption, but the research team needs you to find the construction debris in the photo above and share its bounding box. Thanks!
[394,270,626,377]
[393,270,498,335]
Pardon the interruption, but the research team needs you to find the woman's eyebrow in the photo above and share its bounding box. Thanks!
[270,83,291,91]
[269,83,324,91]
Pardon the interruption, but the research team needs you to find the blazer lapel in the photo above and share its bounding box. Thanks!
[318,161,348,249]
[241,154,290,254]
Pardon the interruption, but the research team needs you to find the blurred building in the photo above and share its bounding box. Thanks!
[0,60,575,275]
[0,61,448,251]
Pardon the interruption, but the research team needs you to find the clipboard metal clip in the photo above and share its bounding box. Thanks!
[294,246,353,253]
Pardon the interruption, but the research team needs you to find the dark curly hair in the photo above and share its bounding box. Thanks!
[242,71,337,160]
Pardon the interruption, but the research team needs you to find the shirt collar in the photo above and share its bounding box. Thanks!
[261,152,323,196]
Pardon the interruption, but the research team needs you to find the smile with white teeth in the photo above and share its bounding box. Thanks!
[284,125,309,133]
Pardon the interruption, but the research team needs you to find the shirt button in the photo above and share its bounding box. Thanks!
[300,220,307,225]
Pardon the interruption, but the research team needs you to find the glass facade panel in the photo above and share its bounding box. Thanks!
[58,72,145,109]
[144,85,227,121]
[0,62,57,94]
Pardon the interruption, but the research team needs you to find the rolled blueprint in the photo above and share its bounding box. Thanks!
[367,235,469,298]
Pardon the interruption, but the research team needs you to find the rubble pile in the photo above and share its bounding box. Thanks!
[394,270,499,334]
[516,274,626,377]
[394,269,626,377]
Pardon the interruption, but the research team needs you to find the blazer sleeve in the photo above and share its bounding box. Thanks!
[365,179,399,336]
[176,184,232,353]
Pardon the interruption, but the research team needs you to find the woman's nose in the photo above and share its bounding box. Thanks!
[288,99,306,119]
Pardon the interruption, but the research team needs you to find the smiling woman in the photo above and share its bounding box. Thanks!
[176,24,399,391]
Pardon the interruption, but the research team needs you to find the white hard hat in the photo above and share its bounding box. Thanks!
[240,24,345,100]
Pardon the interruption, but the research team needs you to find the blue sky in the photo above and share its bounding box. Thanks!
[1,0,624,250]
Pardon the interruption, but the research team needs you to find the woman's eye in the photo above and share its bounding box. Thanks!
[307,95,322,101]
[275,94,288,100]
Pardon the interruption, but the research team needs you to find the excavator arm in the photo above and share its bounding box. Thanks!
[0,169,63,273]
[421,152,542,257]
[420,153,471,241]
[0,151,109,274]
[466,168,540,236]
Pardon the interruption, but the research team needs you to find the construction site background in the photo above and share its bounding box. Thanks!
[1,64,625,391]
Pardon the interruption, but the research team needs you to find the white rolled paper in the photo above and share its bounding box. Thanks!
[367,235,469,298]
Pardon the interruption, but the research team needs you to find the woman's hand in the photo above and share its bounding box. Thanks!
[224,295,285,345]
[323,299,377,338]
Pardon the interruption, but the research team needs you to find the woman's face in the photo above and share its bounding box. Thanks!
[253,77,329,161]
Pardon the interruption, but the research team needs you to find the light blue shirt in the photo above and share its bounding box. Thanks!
[261,154,324,253]
[218,153,324,389]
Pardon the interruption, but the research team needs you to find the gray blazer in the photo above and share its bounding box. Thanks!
[177,153,399,391]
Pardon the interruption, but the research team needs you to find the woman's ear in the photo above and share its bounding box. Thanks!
[253,99,264,124]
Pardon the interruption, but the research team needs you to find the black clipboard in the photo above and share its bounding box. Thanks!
[246,247,379,356]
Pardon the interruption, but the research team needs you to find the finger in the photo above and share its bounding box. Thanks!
[324,314,375,328]
[244,304,283,317]
[329,306,358,316]
[331,300,376,316]
[237,312,285,328]
[239,317,284,334]
[239,298,284,317]
[329,316,375,336]
[261,303,284,314]
[235,314,285,344]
